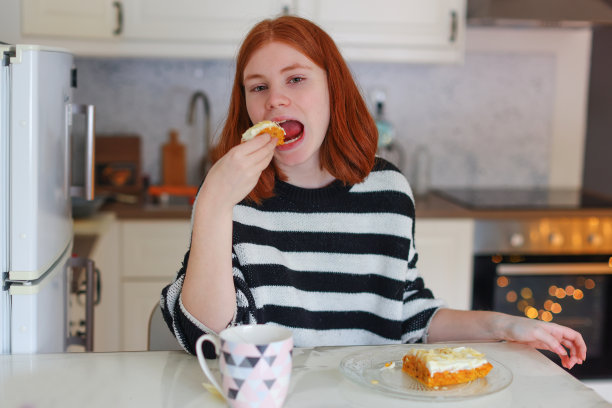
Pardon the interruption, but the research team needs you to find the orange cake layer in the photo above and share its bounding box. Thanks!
[241,120,285,145]
[402,347,493,388]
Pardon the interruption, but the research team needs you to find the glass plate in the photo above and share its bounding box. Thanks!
[339,345,513,401]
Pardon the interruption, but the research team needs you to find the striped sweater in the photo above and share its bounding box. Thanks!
[160,158,445,355]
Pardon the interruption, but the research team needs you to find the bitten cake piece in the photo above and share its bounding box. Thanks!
[402,347,493,388]
[241,120,285,145]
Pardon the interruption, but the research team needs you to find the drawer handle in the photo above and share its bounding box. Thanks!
[449,10,458,43]
[113,1,124,36]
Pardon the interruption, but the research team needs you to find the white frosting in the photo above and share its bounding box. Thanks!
[407,347,489,375]
[241,120,285,142]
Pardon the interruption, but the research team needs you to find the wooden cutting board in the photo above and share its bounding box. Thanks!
[162,129,186,186]
[95,134,142,195]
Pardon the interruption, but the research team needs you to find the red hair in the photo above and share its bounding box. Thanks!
[211,16,377,204]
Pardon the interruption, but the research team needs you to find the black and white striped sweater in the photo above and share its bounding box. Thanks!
[160,158,445,355]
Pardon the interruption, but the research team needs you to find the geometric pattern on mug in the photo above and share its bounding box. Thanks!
[219,338,293,408]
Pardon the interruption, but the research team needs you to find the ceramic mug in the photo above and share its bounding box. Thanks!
[196,324,293,408]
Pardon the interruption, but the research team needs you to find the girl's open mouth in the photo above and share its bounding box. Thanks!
[278,120,304,145]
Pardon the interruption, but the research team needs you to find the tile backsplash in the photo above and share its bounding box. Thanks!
[74,51,554,189]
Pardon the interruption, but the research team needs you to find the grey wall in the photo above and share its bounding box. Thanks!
[73,51,555,188]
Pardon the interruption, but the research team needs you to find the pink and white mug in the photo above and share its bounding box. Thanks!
[196,324,293,408]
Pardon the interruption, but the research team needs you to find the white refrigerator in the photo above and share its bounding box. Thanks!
[0,44,95,354]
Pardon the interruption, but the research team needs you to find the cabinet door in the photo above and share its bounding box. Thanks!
[122,0,291,42]
[296,0,465,63]
[122,281,169,351]
[121,220,191,279]
[89,221,122,352]
[22,0,117,39]
[416,219,474,310]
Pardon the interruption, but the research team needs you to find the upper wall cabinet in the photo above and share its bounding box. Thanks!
[22,0,118,39]
[21,0,291,41]
[120,0,290,42]
[296,0,466,63]
[20,0,465,63]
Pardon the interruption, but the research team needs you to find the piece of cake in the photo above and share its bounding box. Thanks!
[241,120,285,145]
[402,347,493,388]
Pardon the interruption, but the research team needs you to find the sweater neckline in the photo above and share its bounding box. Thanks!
[274,178,352,202]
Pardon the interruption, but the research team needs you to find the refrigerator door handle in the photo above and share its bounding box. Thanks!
[70,104,96,200]
[67,257,95,352]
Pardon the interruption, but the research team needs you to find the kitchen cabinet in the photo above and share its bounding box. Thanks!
[121,280,171,351]
[121,0,291,43]
[73,212,122,352]
[20,0,291,58]
[74,216,191,351]
[88,220,122,352]
[21,0,118,39]
[415,218,474,310]
[23,0,291,42]
[19,0,465,63]
[296,0,466,63]
[120,220,191,350]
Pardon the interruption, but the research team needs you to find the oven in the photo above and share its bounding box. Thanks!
[471,217,612,379]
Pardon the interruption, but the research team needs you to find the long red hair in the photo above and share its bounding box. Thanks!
[211,16,378,204]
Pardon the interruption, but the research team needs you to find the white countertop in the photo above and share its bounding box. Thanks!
[0,342,608,408]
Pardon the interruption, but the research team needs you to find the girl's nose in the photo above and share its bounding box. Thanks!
[266,88,290,110]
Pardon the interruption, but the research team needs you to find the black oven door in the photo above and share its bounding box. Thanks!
[473,254,612,379]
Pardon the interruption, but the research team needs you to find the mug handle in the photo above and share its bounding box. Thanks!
[195,334,223,396]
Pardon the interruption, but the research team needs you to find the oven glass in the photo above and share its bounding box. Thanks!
[473,254,612,379]
[493,274,606,359]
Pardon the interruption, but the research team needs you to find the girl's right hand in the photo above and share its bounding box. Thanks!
[200,134,277,209]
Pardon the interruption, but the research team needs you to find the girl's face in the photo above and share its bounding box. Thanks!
[243,41,330,173]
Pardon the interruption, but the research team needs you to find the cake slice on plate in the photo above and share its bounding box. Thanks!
[402,347,493,388]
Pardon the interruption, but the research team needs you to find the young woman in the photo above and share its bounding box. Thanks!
[161,16,586,369]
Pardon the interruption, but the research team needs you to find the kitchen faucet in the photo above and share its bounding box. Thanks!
[187,90,212,178]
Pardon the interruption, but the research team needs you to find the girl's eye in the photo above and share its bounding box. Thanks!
[250,85,267,92]
[289,76,305,84]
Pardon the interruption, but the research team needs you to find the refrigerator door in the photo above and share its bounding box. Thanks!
[1,47,9,353]
[9,246,71,353]
[1,45,75,353]
[6,45,73,282]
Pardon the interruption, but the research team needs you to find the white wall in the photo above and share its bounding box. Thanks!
[0,0,21,44]
[466,27,591,189]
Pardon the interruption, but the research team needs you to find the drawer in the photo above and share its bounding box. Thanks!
[121,220,191,279]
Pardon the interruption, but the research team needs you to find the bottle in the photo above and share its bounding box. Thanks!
[375,101,395,149]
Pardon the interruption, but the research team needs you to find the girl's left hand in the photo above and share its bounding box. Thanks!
[499,315,587,369]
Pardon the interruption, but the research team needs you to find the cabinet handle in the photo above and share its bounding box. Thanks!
[113,1,123,36]
[449,10,458,43]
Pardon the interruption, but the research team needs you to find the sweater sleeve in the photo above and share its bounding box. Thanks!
[400,248,446,343]
[159,247,256,356]
[400,184,447,343]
